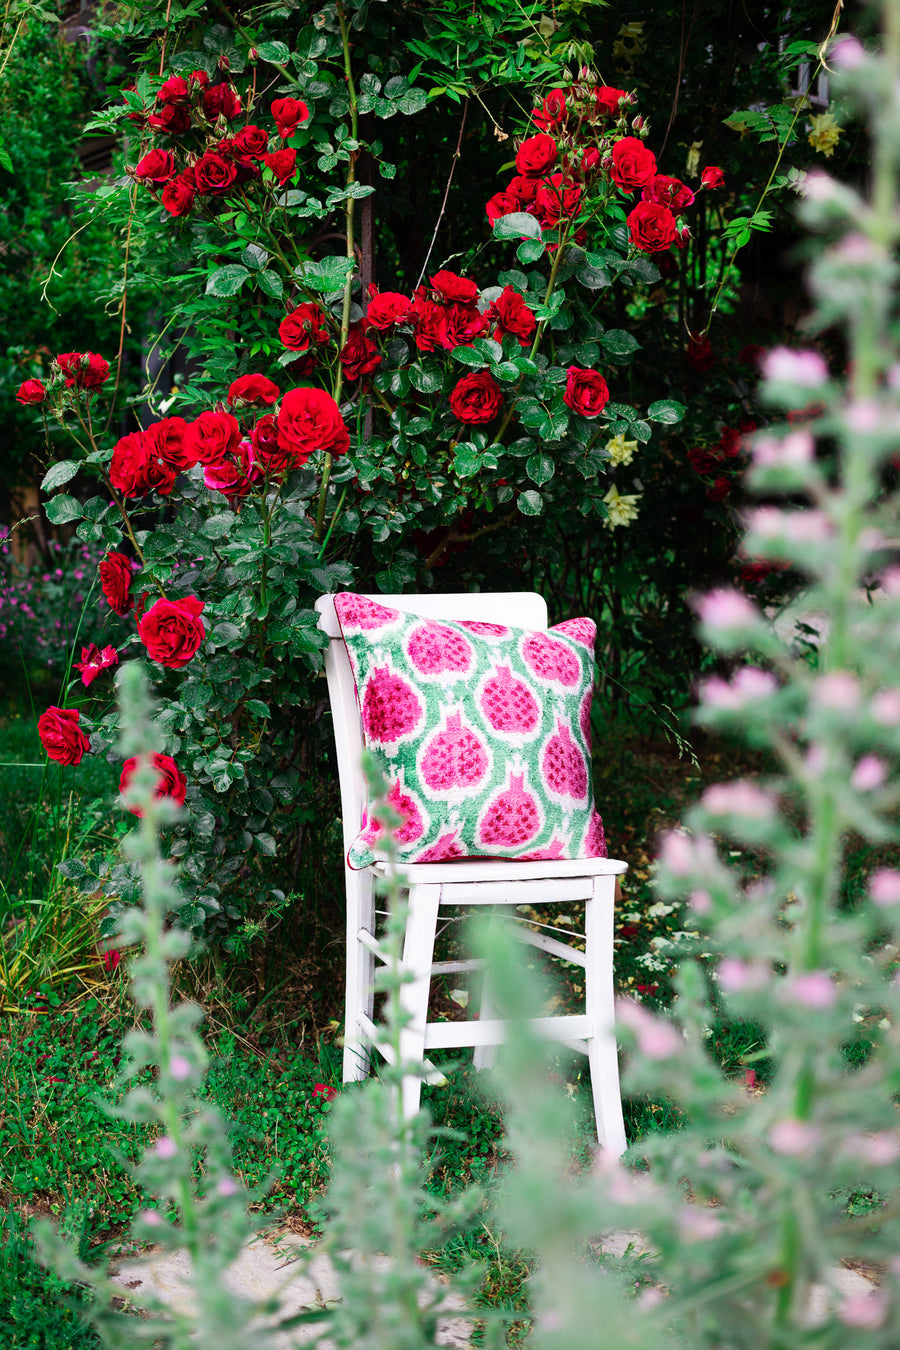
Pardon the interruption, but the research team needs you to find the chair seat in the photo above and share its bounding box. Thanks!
[371,856,627,885]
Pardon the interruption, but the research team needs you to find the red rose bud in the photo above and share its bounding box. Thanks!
[203,439,263,502]
[609,136,657,192]
[532,88,567,131]
[339,324,382,381]
[99,551,135,615]
[486,190,519,226]
[248,47,259,62]
[55,351,110,390]
[563,367,610,418]
[271,96,309,138]
[276,386,350,463]
[489,285,536,347]
[227,373,280,407]
[74,643,119,688]
[642,175,694,213]
[189,69,210,90]
[515,133,558,177]
[701,165,725,190]
[38,706,91,766]
[16,379,46,406]
[626,200,678,252]
[278,303,331,354]
[120,753,188,816]
[138,596,206,669]
[449,370,504,424]
[156,75,189,105]
[592,85,627,118]
[135,147,177,185]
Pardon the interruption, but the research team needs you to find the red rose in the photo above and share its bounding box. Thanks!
[339,324,382,380]
[193,151,238,196]
[313,1082,337,1102]
[99,551,135,615]
[592,85,627,118]
[147,416,196,470]
[507,174,539,204]
[135,148,177,184]
[38,707,90,766]
[449,370,504,424]
[701,165,725,189]
[687,446,721,474]
[515,133,558,177]
[262,148,297,185]
[156,75,189,105]
[365,291,412,330]
[188,69,209,91]
[706,475,732,502]
[485,190,520,226]
[271,96,309,138]
[576,147,602,179]
[120,753,188,816]
[563,367,610,418]
[610,137,657,192]
[642,174,694,213]
[534,173,583,228]
[626,200,678,252]
[227,374,280,407]
[16,379,46,406]
[55,351,110,390]
[532,88,567,131]
[162,169,196,217]
[203,439,262,501]
[442,302,490,350]
[148,103,191,135]
[276,387,350,463]
[251,414,293,476]
[203,83,242,122]
[411,294,448,352]
[429,270,479,304]
[231,125,269,160]
[186,410,241,466]
[278,303,331,354]
[489,285,536,347]
[74,643,119,687]
[109,431,175,498]
[138,595,206,668]
[686,334,714,371]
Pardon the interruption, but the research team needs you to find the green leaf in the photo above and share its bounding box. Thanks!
[601,329,641,357]
[207,264,250,297]
[525,452,555,487]
[517,489,543,516]
[41,461,79,493]
[202,512,236,539]
[575,262,611,290]
[517,239,546,264]
[397,88,428,115]
[211,622,243,644]
[408,361,444,394]
[257,269,283,299]
[257,39,290,64]
[647,399,686,425]
[296,255,355,293]
[245,699,270,718]
[493,211,543,242]
[45,494,84,525]
[453,447,483,477]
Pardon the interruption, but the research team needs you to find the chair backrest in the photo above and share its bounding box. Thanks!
[315,593,549,857]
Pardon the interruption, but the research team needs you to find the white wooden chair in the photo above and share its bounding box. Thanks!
[315,592,628,1153]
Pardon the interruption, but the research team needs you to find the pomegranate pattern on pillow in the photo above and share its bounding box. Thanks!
[332,592,607,869]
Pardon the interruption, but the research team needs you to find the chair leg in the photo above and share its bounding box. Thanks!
[585,875,627,1155]
[397,883,441,1120]
[343,868,376,1084]
[473,905,498,1072]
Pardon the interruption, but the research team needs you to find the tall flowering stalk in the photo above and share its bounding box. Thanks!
[483,8,900,1346]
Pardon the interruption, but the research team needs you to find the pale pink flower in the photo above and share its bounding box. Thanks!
[787,971,837,1009]
[845,399,881,432]
[763,346,829,387]
[805,744,828,776]
[881,566,900,598]
[154,1135,177,1160]
[799,169,837,202]
[696,589,759,631]
[768,1119,821,1156]
[813,671,860,710]
[870,869,900,906]
[830,35,867,70]
[659,831,694,877]
[855,1132,900,1166]
[140,1209,163,1227]
[217,1176,240,1196]
[169,1055,191,1080]
[690,889,712,914]
[752,430,814,467]
[717,958,769,993]
[702,780,775,819]
[617,999,683,1060]
[852,755,887,791]
[872,689,900,725]
[702,667,777,710]
[637,1287,666,1310]
[836,1289,888,1329]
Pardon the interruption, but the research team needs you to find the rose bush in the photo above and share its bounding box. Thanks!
[25,5,732,939]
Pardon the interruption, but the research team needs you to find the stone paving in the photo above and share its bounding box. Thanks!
[111,1226,880,1347]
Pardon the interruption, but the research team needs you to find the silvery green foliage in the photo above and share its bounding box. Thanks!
[488,11,900,1346]
[35,660,280,1348]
